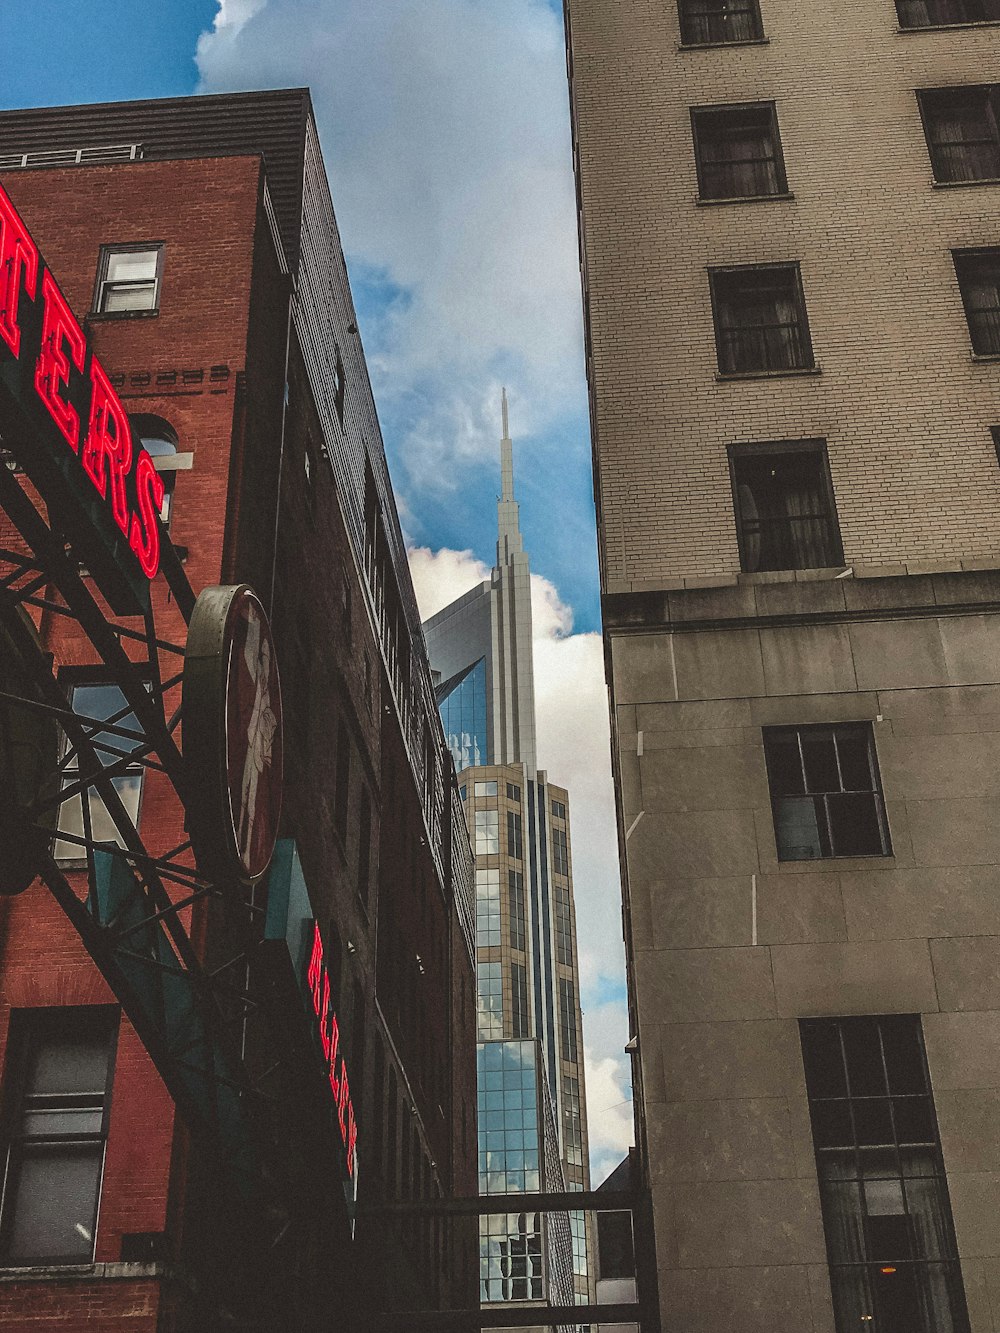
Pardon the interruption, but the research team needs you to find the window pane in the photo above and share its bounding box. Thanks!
[836,728,873,791]
[105,251,157,283]
[102,284,157,313]
[26,1024,113,1097]
[828,791,884,856]
[894,1097,936,1144]
[802,729,839,792]
[812,1100,854,1149]
[4,1143,103,1263]
[882,1018,928,1095]
[765,731,804,794]
[843,1020,887,1096]
[854,1098,894,1147]
[21,1107,104,1137]
[802,1021,848,1098]
[773,795,827,860]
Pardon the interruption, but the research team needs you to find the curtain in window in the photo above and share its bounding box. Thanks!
[701,122,778,197]
[963,273,1000,354]
[684,0,757,42]
[720,284,804,372]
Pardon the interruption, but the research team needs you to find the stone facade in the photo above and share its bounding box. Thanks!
[565,0,1000,1328]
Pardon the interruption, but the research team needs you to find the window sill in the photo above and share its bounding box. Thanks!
[0,1261,166,1282]
[896,19,1000,30]
[678,37,769,49]
[697,191,795,206]
[932,176,1000,188]
[971,352,1000,362]
[86,309,160,323]
[775,853,894,872]
[715,365,821,381]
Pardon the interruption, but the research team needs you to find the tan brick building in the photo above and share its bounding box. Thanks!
[565,0,1000,1328]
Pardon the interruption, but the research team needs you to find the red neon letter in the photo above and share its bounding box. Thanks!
[319,974,333,1063]
[0,183,38,358]
[307,924,324,1013]
[337,1066,351,1145]
[82,359,133,532]
[129,451,164,580]
[346,1105,358,1179]
[34,269,85,451]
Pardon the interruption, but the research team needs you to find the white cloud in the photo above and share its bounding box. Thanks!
[196,0,584,494]
[408,545,632,1177]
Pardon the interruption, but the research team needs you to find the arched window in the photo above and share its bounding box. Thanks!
[129,415,180,530]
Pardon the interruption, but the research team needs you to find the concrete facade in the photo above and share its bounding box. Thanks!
[564,0,1000,1327]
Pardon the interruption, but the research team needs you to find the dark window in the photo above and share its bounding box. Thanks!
[731,441,843,572]
[800,1016,971,1333]
[93,244,163,315]
[764,723,891,860]
[0,1008,118,1265]
[551,799,566,820]
[558,977,578,1063]
[334,345,346,425]
[563,1073,584,1167]
[692,103,788,199]
[508,869,526,952]
[357,786,372,908]
[678,0,764,44]
[897,0,1000,26]
[130,415,179,531]
[992,425,1000,465]
[506,782,521,802]
[511,962,529,1039]
[552,827,569,877]
[710,265,814,374]
[597,1211,635,1282]
[919,86,1000,182]
[554,884,574,965]
[334,716,351,844]
[53,682,146,863]
[386,1067,398,1196]
[954,249,1000,354]
[506,809,523,860]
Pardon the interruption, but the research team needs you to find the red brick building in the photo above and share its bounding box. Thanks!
[0,90,477,1331]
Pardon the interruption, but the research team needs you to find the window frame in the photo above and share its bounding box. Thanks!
[728,439,844,573]
[91,243,164,318]
[677,0,765,46]
[691,101,789,201]
[896,0,1000,28]
[0,1006,119,1267]
[708,262,815,376]
[953,247,1000,356]
[917,85,1000,184]
[763,722,892,862]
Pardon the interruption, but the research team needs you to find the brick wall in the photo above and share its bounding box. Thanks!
[568,0,1000,588]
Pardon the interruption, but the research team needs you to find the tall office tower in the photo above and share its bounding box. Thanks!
[565,1,1000,1330]
[424,400,594,1315]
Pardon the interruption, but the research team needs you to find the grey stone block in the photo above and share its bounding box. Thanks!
[639,743,767,813]
[849,617,948,691]
[661,1264,817,1333]
[760,624,858,697]
[948,1172,1000,1259]
[671,1179,827,1267]
[756,873,848,945]
[647,1096,798,1184]
[936,1089,1000,1175]
[650,876,754,950]
[659,1019,805,1102]
[907,797,1000,867]
[750,691,879,727]
[931,937,1000,1013]
[924,1012,1000,1091]
[628,807,760,881]
[770,939,938,1017]
[841,865,1000,942]
[635,946,777,1023]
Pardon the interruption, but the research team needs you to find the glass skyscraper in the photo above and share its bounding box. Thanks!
[425,395,593,1319]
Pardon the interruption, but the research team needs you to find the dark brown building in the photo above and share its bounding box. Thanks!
[0,89,477,1331]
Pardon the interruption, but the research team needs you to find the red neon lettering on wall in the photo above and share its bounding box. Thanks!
[34,269,85,452]
[306,921,357,1181]
[307,923,323,1010]
[346,1105,357,1179]
[337,1065,350,1142]
[83,360,133,533]
[129,452,164,579]
[0,185,38,358]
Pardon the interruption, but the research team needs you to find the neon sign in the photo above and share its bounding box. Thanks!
[0,180,164,612]
[306,921,358,1182]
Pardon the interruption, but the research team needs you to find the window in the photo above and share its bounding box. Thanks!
[506,809,523,860]
[357,787,372,908]
[505,782,520,802]
[551,799,566,821]
[53,682,146,863]
[93,245,162,315]
[511,962,529,1039]
[508,869,526,952]
[897,0,1000,26]
[692,103,788,200]
[954,249,1000,354]
[476,868,502,947]
[476,963,503,1039]
[710,264,814,374]
[919,86,1000,182]
[801,1016,971,1333]
[555,884,574,966]
[0,1007,118,1265]
[992,425,1000,465]
[731,441,843,572]
[334,345,346,425]
[563,1074,584,1168]
[552,826,569,877]
[334,717,351,844]
[131,415,181,530]
[475,809,499,856]
[558,978,578,1063]
[764,723,891,860]
[597,1212,636,1282]
[678,0,763,44]
[474,780,498,798]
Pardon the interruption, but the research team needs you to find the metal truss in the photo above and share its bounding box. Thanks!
[0,459,280,1208]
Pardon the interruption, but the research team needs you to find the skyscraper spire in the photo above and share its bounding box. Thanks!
[497,387,522,562]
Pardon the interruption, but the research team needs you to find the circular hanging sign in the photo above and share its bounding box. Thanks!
[183,585,283,883]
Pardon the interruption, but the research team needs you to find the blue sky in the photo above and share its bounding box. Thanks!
[0,0,628,1181]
